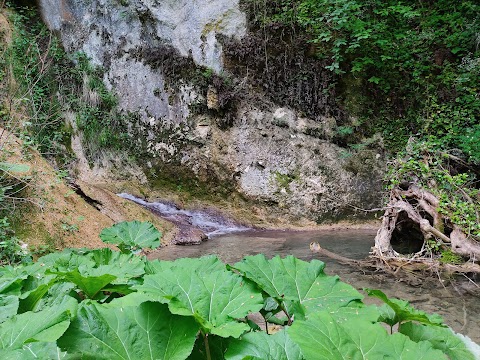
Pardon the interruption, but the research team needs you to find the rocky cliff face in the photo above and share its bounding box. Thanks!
[38,0,385,223]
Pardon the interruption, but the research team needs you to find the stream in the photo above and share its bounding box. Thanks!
[121,194,480,343]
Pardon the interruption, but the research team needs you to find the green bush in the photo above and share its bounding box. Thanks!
[0,217,31,265]
[386,140,480,243]
[246,0,480,152]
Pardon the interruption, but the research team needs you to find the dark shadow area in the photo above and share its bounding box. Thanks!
[390,211,424,254]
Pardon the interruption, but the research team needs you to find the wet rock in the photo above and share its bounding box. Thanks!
[172,227,208,245]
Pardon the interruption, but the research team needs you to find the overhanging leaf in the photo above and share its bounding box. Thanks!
[135,256,264,338]
[233,255,363,317]
[34,283,77,312]
[18,280,56,313]
[0,296,77,352]
[288,307,446,360]
[399,322,476,360]
[88,248,146,282]
[0,268,25,296]
[0,296,19,323]
[226,329,304,360]
[39,248,146,281]
[58,270,116,299]
[100,220,161,252]
[58,301,199,360]
[37,249,94,274]
[365,289,444,326]
[44,248,146,298]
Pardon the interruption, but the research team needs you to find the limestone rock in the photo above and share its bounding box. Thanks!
[37,0,385,224]
[207,86,219,110]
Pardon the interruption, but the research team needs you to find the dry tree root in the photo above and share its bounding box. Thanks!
[312,145,480,281]
[310,240,480,288]
[369,183,480,277]
[309,242,361,265]
[311,215,480,288]
[373,185,480,259]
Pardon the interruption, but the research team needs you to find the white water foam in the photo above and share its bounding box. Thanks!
[118,193,249,237]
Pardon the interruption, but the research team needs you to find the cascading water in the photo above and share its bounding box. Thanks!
[118,193,249,242]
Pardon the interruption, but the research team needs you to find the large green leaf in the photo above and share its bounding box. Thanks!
[88,248,146,282]
[1,342,67,360]
[18,279,56,314]
[288,307,446,360]
[226,329,304,360]
[45,249,146,299]
[0,296,77,353]
[135,256,264,338]
[0,296,19,323]
[233,255,363,317]
[57,270,117,299]
[34,283,77,312]
[58,301,199,360]
[100,221,161,253]
[399,322,476,360]
[37,249,93,274]
[366,289,444,326]
[40,248,145,280]
[0,268,25,296]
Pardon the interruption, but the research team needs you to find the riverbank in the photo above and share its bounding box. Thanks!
[110,189,380,245]
[149,228,480,343]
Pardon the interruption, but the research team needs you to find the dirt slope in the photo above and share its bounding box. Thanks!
[1,129,174,253]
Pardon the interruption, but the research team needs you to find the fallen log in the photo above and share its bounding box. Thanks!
[309,242,361,265]
[309,242,480,277]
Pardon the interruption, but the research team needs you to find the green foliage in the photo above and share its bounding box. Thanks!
[273,171,298,192]
[246,0,480,153]
[58,301,199,360]
[365,289,443,329]
[1,220,474,359]
[135,256,264,338]
[0,242,477,359]
[0,4,135,261]
[0,342,67,360]
[439,250,463,265]
[0,217,31,266]
[0,295,18,323]
[100,220,162,254]
[386,140,480,244]
[0,296,77,355]
[288,306,446,360]
[2,6,74,159]
[458,124,480,164]
[226,329,303,360]
[71,53,132,160]
[232,254,363,322]
[399,322,476,360]
[1,5,131,164]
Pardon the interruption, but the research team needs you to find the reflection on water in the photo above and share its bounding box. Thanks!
[151,228,480,342]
